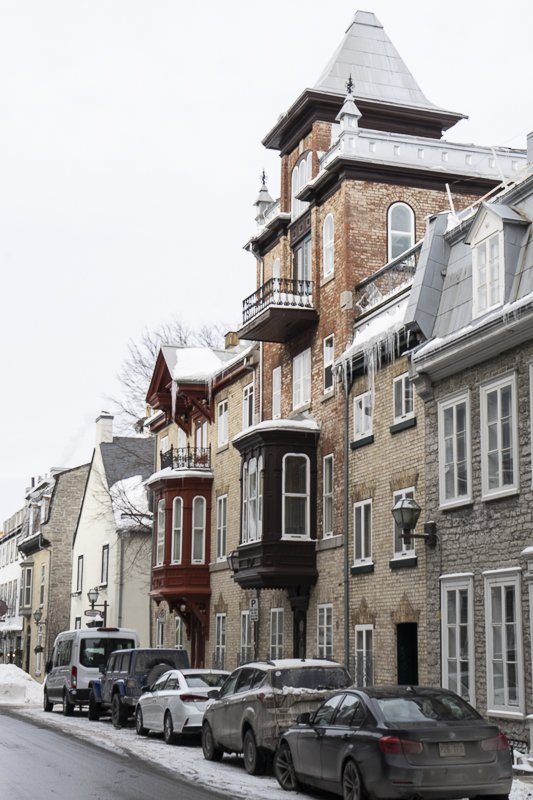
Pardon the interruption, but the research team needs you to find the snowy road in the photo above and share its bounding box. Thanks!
[3,705,533,800]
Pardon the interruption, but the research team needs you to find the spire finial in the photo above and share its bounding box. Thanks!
[260,169,267,188]
[345,74,354,95]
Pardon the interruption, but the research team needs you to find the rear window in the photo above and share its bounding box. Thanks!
[271,667,351,691]
[79,638,135,669]
[376,692,480,725]
[134,651,186,673]
[184,673,227,689]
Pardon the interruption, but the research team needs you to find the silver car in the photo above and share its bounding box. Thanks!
[202,658,352,775]
[135,668,228,743]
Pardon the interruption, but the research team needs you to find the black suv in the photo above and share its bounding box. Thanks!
[88,647,189,728]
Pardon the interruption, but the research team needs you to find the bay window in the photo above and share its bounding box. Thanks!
[171,497,183,564]
[156,500,165,565]
[282,454,310,538]
[192,496,206,564]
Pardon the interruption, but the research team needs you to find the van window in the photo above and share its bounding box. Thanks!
[54,639,73,667]
[119,652,131,672]
[79,638,135,669]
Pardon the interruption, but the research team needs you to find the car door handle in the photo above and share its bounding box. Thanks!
[314,727,325,738]
[342,733,351,741]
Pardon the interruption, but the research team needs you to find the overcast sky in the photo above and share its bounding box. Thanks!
[1,0,532,521]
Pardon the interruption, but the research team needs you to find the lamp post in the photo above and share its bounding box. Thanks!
[87,587,108,626]
[391,498,437,548]
[226,550,239,574]
[33,608,43,625]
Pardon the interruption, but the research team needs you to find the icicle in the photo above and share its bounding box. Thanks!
[171,379,178,420]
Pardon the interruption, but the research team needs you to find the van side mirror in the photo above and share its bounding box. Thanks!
[207,689,220,700]
[45,660,52,674]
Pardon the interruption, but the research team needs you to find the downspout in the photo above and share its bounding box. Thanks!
[117,532,125,628]
[342,362,352,675]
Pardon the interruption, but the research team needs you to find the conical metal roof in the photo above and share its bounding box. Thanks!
[315,10,446,112]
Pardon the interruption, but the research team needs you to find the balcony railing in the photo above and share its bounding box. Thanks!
[242,278,314,324]
[160,445,211,471]
[354,242,421,314]
[212,650,225,671]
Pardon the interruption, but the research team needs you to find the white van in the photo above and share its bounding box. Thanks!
[44,627,139,715]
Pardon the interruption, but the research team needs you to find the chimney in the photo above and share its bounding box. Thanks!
[95,411,114,445]
[224,331,239,350]
[528,132,533,166]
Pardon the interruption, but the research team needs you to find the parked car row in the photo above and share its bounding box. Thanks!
[43,628,513,800]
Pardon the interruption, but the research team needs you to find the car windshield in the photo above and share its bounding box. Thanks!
[376,692,480,724]
[135,651,186,673]
[79,638,135,669]
[271,667,352,691]
[184,673,227,689]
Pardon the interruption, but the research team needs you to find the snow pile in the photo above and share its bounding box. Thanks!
[110,475,151,530]
[0,664,43,706]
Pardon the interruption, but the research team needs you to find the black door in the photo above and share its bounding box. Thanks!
[396,623,418,685]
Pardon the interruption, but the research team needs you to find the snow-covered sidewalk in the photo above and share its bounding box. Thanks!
[6,704,533,800]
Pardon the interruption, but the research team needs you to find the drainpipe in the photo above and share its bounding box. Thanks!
[117,532,125,627]
[342,364,351,675]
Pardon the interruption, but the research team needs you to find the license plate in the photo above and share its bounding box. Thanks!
[439,742,465,757]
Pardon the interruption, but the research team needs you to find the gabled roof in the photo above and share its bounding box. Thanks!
[464,201,529,244]
[100,437,153,491]
[314,10,460,116]
[161,346,234,383]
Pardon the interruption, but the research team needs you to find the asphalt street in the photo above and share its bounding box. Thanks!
[0,710,228,800]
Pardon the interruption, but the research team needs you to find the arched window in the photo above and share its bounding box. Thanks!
[291,152,312,221]
[388,202,415,261]
[171,497,183,564]
[282,454,310,538]
[156,499,165,565]
[192,496,206,564]
[323,213,334,277]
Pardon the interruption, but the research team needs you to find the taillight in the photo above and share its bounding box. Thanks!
[379,736,423,755]
[257,692,284,709]
[180,694,207,704]
[481,732,509,751]
[71,666,77,689]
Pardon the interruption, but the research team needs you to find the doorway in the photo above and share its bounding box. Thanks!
[396,622,418,685]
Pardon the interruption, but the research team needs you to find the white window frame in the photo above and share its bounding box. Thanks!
[215,613,226,667]
[76,556,83,593]
[242,457,262,544]
[354,624,374,687]
[282,453,310,539]
[291,152,312,221]
[270,608,284,659]
[354,391,373,440]
[393,373,414,424]
[217,400,229,447]
[292,348,311,410]
[242,382,254,429]
[392,487,416,558]
[272,366,281,420]
[323,335,334,394]
[240,610,253,663]
[156,499,165,566]
[39,563,46,606]
[191,496,206,564]
[100,544,109,586]
[216,495,228,562]
[160,435,170,453]
[480,372,519,501]
[438,391,472,508]
[353,499,372,565]
[156,619,164,648]
[171,497,183,564]
[472,230,504,318]
[323,213,334,277]
[175,616,184,649]
[484,568,524,717]
[440,574,475,705]
[317,604,333,659]
[387,202,415,262]
[195,419,208,450]
[323,455,334,537]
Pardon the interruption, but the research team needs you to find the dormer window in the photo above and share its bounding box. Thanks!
[291,152,312,221]
[472,232,503,317]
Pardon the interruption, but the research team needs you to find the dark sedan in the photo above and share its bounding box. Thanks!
[273,686,512,800]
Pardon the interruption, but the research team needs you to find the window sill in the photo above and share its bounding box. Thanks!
[291,402,311,415]
[321,390,335,403]
[351,434,374,450]
[98,583,108,589]
[389,556,417,570]
[439,497,473,511]
[390,417,416,435]
[316,534,343,552]
[209,561,229,573]
[281,535,312,542]
[70,591,82,597]
[216,443,229,454]
[351,562,374,576]
[482,487,520,503]
[487,709,525,721]
[320,272,335,288]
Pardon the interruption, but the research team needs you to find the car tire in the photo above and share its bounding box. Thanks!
[111,693,129,729]
[202,722,224,762]
[62,691,74,717]
[342,759,363,800]
[88,691,102,721]
[273,741,299,791]
[164,711,176,745]
[243,729,267,776]
[135,706,148,736]
[43,690,53,713]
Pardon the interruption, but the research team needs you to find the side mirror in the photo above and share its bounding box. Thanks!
[98,664,106,674]
[207,689,220,700]
[141,685,151,693]
[45,660,52,674]
[296,712,311,725]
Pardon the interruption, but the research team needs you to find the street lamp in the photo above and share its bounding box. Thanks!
[86,587,108,626]
[391,497,437,548]
[226,550,239,573]
[33,608,43,625]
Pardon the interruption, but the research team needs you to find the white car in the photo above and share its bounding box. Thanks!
[135,668,229,744]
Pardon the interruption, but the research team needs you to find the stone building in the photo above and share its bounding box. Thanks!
[408,150,533,742]
[0,507,26,666]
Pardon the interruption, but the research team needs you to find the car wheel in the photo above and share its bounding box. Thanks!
[243,729,267,776]
[135,706,148,736]
[88,691,101,721]
[164,711,176,745]
[273,742,299,791]
[62,692,74,717]
[111,693,129,729]
[202,722,224,762]
[342,760,363,800]
[43,689,53,713]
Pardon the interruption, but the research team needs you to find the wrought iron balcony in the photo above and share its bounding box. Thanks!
[160,445,211,471]
[238,278,318,343]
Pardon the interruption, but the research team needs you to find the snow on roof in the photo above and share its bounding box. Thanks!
[161,346,234,383]
[144,467,214,486]
[232,417,320,445]
[109,475,151,530]
[339,296,409,364]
